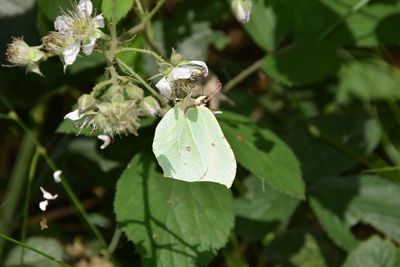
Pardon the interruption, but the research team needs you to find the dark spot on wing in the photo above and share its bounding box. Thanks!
[186,146,191,152]
[211,143,216,147]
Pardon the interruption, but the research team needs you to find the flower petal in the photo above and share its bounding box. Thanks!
[82,38,96,55]
[53,170,62,183]
[39,200,48,211]
[171,67,192,80]
[189,60,209,77]
[40,187,58,200]
[78,0,93,16]
[95,15,105,28]
[63,41,81,65]
[97,135,111,149]
[64,109,84,120]
[54,15,74,35]
[155,77,172,98]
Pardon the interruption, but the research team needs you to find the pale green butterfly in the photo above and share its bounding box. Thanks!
[152,94,236,188]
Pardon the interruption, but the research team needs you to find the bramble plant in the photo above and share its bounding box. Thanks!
[2,0,400,266]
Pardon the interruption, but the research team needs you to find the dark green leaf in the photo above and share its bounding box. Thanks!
[235,176,299,241]
[310,175,400,250]
[114,152,234,267]
[343,236,400,267]
[219,111,305,199]
[243,0,290,51]
[337,60,400,103]
[263,40,340,86]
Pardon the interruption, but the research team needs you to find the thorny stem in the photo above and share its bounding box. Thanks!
[0,234,72,267]
[117,58,167,106]
[223,58,264,92]
[117,47,171,66]
[20,150,41,265]
[119,0,167,41]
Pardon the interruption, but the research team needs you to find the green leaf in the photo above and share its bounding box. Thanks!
[309,175,400,250]
[177,22,228,60]
[337,60,400,103]
[343,236,400,267]
[263,40,340,86]
[101,0,135,23]
[5,237,64,267]
[235,176,299,241]
[218,111,305,199]
[38,0,72,21]
[287,108,381,182]
[264,228,345,267]
[114,152,234,267]
[243,0,290,51]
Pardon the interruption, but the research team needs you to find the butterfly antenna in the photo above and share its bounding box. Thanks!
[202,80,222,104]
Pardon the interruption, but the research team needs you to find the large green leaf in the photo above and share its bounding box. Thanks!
[114,152,234,267]
[264,228,345,267]
[309,175,400,251]
[337,60,400,104]
[5,237,64,267]
[287,108,381,182]
[235,176,299,241]
[101,0,135,23]
[263,40,340,86]
[243,0,290,51]
[218,111,305,199]
[343,236,400,267]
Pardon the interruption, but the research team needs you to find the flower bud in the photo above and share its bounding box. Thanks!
[78,94,96,111]
[231,0,252,23]
[170,51,183,66]
[111,93,125,104]
[105,85,122,100]
[124,83,144,101]
[141,96,161,117]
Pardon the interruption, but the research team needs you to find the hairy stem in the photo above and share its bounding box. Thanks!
[117,47,171,65]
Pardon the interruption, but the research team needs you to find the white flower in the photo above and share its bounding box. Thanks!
[64,109,84,120]
[40,187,58,200]
[156,60,209,98]
[39,200,49,211]
[231,0,252,23]
[54,0,104,65]
[97,135,111,149]
[53,170,62,183]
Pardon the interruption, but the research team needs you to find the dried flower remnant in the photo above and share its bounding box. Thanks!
[156,54,209,99]
[39,200,49,211]
[40,187,59,200]
[6,37,45,75]
[53,170,62,183]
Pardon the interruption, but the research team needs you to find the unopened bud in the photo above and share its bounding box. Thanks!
[78,94,96,111]
[170,51,183,66]
[141,96,161,116]
[124,84,144,100]
[231,0,252,23]
[111,93,125,104]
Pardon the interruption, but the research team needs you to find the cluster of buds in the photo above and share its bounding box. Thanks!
[5,37,46,75]
[231,0,253,23]
[41,0,104,66]
[155,51,209,99]
[65,81,161,136]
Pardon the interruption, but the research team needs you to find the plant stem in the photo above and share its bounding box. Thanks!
[223,58,264,92]
[119,0,166,41]
[0,234,72,267]
[20,150,41,265]
[117,47,171,65]
[319,0,370,41]
[117,58,167,105]
[108,227,122,254]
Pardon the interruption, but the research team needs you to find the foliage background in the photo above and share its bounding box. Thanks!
[1,0,400,266]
